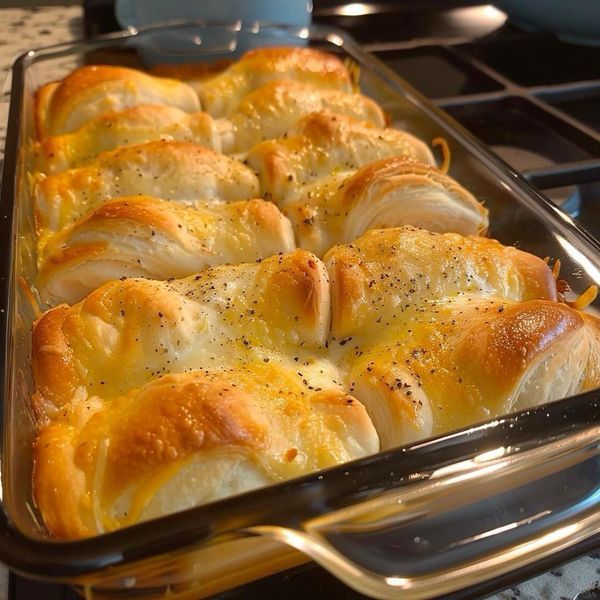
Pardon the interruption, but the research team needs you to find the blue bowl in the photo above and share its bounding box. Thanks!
[496,0,600,45]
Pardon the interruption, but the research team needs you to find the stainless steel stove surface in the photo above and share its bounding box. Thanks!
[10,1,600,598]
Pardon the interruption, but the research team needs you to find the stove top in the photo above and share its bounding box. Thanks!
[11,2,600,599]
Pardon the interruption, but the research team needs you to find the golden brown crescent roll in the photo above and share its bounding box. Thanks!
[38,196,296,306]
[245,111,436,205]
[227,79,386,152]
[345,298,600,448]
[196,47,353,118]
[324,226,558,338]
[33,105,227,174]
[285,158,489,256]
[324,227,600,448]
[34,365,378,539]
[34,65,200,138]
[33,140,260,249]
[32,249,331,418]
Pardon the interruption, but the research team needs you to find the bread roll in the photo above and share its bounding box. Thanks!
[38,196,296,306]
[196,47,353,117]
[33,73,384,173]
[33,105,226,174]
[33,140,260,248]
[32,249,331,418]
[285,157,488,256]
[35,65,200,138]
[245,111,435,205]
[324,226,557,338]
[345,297,599,447]
[228,79,385,152]
[34,365,378,539]
[325,228,599,448]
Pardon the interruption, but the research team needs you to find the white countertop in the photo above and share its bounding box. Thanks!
[0,4,598,599]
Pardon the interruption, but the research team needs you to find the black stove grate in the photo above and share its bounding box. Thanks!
[369,29,600,238]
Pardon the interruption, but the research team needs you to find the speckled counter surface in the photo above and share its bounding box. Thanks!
[0,4,82,158]
[0,4,599,600]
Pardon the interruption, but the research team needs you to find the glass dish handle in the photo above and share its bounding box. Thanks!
[247,419,600,599]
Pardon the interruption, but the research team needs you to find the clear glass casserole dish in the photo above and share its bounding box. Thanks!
[1,22,600,600]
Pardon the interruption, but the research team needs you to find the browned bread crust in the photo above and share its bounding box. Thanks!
[34,65,200,138]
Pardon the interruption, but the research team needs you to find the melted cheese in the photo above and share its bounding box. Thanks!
[33,140,260,239]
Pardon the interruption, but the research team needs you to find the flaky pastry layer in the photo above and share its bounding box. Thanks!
[227,79,386,152]
[35,65,200,138]
[195,46,354,117]
[33,140,260,250]
[34,365,378,539]
[37,196,296,305]
[33,105,224,175]
[286,157,489,256]
[246,110,436,205]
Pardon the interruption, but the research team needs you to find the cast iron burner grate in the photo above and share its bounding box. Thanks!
[370,30,600,236]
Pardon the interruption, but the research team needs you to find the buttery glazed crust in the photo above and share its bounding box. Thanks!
[34,366,378,539]
[228,79,386,152]
[285,157,489,256]
[345,298,595,447]
[245,111,436,205]
[324,226,558,338]
[33,140,260,246]
[37,196,296,305]
[196,47,353,118]
[33,105,224,174]
[32,249,332,417]
[34,65,200,138]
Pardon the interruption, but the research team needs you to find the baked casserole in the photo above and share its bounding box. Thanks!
[27,47,600,540]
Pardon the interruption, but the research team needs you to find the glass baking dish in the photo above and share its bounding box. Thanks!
[2,22,600,600]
